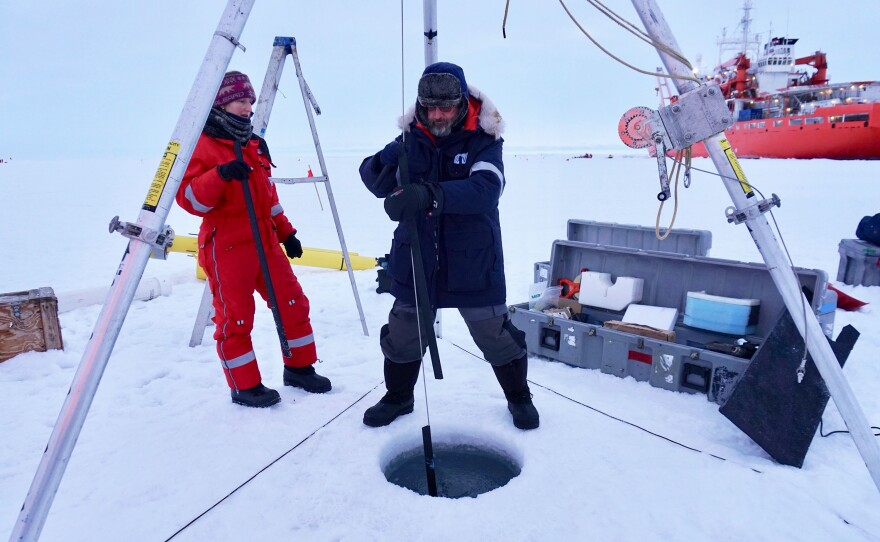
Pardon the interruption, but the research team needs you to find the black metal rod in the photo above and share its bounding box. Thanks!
[422,425,438,497]
[234,140,291,358]
[395,141,443,379]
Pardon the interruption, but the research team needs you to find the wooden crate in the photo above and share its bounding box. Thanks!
[0,287,63,362]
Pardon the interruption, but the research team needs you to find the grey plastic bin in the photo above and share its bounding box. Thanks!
[837,238,880,287]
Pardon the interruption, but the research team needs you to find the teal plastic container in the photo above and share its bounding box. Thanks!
[683,291,760,336]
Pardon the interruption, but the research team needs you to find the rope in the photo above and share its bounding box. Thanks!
[654,146,690,239]
[163,383,382,541]
[556,0,699,83]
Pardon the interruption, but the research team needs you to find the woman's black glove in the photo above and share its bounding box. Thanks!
[283,233,303,259]
[217,159,251,181]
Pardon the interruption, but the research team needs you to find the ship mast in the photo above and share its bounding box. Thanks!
[716,0,759,64]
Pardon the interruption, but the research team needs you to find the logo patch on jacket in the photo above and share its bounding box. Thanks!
[453,152,468,165]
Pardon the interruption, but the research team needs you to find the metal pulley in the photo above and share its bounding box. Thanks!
[618,106,670,201]
[618,106,657,149]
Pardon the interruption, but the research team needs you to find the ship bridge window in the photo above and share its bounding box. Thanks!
[805,117,824,125]
[773,120,784,127]
[757,121,766,128]
[789,118,803,126]
[843,113,869,122]
[829,115,843,123]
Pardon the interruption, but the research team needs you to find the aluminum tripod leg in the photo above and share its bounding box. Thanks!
[189,281,215,347]
[288,40,368,336]
[189,36,368,347]
[631,0,880,495]
[9,2,254,540]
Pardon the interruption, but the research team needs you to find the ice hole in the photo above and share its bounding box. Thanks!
[382,435,522,498]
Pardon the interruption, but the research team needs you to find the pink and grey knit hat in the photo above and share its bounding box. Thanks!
[213,71,256,108]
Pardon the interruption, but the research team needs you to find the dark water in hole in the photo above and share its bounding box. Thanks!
[384,443,521,498]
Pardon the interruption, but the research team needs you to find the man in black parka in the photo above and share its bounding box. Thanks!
[359,62,539,430]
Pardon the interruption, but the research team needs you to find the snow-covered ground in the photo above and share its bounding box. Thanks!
[2,154,880,541]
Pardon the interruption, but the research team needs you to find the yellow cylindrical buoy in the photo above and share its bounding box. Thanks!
[165,235,377,279]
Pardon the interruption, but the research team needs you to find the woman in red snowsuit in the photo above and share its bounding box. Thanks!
[176,71,331,407]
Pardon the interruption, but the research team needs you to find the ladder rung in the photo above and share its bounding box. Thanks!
[270,176,329,185]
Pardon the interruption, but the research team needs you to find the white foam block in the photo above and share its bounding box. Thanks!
[621,303,679,331]
[578,271,644,311]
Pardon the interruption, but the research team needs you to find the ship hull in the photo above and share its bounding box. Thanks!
[689,103,880,159]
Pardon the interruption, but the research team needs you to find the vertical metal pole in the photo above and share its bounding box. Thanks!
[630,0,880,494]
[423,0,438,65]
[9,2,255,539]
[422,0,443,339]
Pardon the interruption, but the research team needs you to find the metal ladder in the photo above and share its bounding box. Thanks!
[189,36,368,348]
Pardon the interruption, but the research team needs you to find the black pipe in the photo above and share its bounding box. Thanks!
[395,140,443,380]
[234,140,291,358]
[422,424,439,497]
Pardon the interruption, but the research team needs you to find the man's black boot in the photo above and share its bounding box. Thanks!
[492,355,540,430]
[283,364,332,393]
[231,383,281,408]
[363,359,421,427]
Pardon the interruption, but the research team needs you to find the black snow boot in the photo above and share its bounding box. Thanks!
[283,364,332,393]
[231,383,281,408]
[363,359,421,427]
[492,355,540,430]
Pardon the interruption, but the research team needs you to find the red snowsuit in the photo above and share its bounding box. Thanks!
[176,134,317,391]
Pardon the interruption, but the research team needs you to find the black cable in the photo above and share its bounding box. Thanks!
[819,418,880,438]
[445,341,761,473]
[163,383,381,541]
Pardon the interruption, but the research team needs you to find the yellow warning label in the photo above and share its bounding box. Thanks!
[143,141,181,212]
[720,139,753,195]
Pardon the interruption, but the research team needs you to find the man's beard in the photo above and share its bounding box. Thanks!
[427,119,453,137]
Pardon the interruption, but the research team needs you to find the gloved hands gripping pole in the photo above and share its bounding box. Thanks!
[385,140,443,380]
[233,140,291,358]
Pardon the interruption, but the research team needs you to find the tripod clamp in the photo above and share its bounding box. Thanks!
[724,193,781,225]
[108,216,175,260]
[652,135,671,201]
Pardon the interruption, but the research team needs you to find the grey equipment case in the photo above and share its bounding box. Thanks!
[511,240,833,404]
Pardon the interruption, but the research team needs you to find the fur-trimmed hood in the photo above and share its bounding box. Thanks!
[397,84,505,140]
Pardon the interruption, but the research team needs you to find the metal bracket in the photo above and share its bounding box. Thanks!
[214,31,246,52]
[108,216,175,260]
[724,193,782,225]
[654,84,732,150]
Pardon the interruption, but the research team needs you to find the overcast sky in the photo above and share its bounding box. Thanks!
[3,0,879,160]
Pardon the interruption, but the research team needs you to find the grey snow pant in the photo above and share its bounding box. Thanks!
[380,299,527,367]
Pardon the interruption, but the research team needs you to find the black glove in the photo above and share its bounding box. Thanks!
[217,159,251,181]
[384,184,442,221]
[283,232,303,259]
[379,141,401,167]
